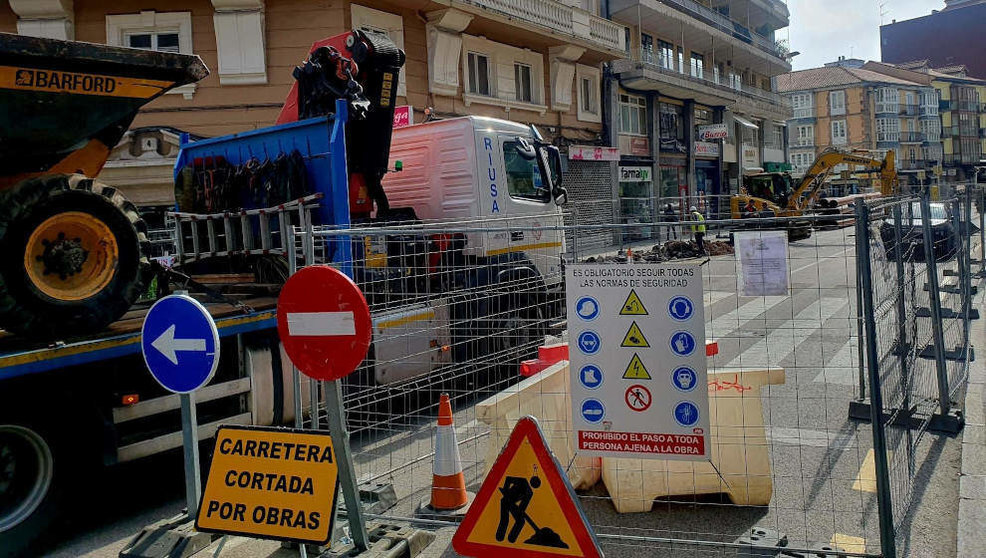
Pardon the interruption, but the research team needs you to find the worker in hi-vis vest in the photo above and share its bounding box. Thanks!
[689,205,706,255]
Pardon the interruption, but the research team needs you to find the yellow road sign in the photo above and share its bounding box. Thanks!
[619,289,648,315]
[622,353,651,380]
[452,417,602,557]
[620,321,649,347]
[196,425,339,545]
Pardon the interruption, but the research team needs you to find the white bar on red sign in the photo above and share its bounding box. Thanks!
[287,312,356,336]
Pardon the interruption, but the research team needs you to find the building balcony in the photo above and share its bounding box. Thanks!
[899,104,919,116]
[946,153,982,165]
[612,54,791,119]
[449,0,626,56]
[875,104,899,115]
[900,131,924,143]
[942,100,981,112]
[791,139,814,148]
[898,159,927,171]
[919,105,939,117]
[610,0,792,77]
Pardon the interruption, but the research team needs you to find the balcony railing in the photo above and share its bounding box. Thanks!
[899,104,919,116]
[919,105,939,117]
[460,0,624,51]
[654,0,787,60]
[875,103,899,114]
[900,131,924,142]
[877,133,900,143]
[792,138,814,148]
[626,50,791,109]
[942,100,981,112]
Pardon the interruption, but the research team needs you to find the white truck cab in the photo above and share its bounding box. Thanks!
[382,115,566,285]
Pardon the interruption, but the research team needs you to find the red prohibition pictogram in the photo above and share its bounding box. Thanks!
[624,384,652,412]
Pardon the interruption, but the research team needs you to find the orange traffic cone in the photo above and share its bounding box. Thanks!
[416,393,473,519]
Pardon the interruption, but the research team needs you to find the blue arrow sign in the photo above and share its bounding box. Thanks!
[141,295,220,394]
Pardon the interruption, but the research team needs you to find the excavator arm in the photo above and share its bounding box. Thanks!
[788,148,898,211]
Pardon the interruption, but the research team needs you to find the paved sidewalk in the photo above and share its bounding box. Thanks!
[958,289,986,557]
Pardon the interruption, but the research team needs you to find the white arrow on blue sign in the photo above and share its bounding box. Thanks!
[141,294,220,394]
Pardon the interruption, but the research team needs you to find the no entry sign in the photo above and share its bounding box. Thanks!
[277,266,372,381]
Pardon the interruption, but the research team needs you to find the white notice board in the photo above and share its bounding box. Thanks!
[735,230,789,296]
[567,264,709,460]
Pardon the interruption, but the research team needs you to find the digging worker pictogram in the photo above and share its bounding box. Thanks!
[495,469,569,549]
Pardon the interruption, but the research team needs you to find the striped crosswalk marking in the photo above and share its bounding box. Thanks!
[812,342,859,386]
[721,298,849,369]
[705,295,789,338]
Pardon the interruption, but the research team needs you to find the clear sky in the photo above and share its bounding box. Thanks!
[785,0,945,71]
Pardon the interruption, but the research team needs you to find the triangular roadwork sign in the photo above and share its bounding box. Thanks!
[620,289,648,315]
[622,353,651,380]
[452,417,602,558]
[620,321,649,347]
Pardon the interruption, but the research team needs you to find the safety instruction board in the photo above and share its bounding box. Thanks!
[196,425,339,545]
[567,264,709,459]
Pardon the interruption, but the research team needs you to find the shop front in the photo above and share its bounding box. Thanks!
[619,165,655,241]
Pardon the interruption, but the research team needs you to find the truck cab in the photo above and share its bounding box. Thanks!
[382,116,565,287]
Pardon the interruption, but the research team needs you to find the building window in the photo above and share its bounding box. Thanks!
[619,93,647,136]
[677,47,684,74]
[690,52,704,79]
[829,90,845,116]
[576,64,601,123]
[467,52,492,96]
[767,125,784,149]
[791,92,813,118]
[656,39,673,70]
[514,63,533,103]
[876,117,900,142]
[461,35,545,110]
[791,151,815,172]
[106,11,194,97]
[729,72,742,92]
[352,5,405,95]
[875,87,899,113]
[659,102,685,153]
[641,33,654,63]
[830,120,847,145]
[796,125,814,147]
[921,90,939,115]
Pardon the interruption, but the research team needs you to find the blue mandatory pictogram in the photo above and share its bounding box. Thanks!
[667,295,694,321]
[673,401,700,427]
[579,364,603,390]
[577,330,601,355]
[581,398,605,423]
[669,330,696,356]
[575,296,600,321]
[671,366,698,392]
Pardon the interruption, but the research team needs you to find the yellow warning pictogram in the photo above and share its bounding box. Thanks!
[622,353,651,380]
[620,321,650,347]
[452,417,602,557]
[619,289,648,315]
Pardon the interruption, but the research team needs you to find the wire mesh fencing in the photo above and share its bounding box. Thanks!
[278,198,977,558]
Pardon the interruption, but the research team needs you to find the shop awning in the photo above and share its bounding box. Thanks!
[733,115,758,129]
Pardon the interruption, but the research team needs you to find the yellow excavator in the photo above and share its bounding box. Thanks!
[730,148,898,240]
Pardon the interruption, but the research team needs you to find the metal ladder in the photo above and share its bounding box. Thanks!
[168,194,322,264]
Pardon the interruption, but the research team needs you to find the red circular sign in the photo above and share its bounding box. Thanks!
[277,265,372,381]
[624,384,652,412]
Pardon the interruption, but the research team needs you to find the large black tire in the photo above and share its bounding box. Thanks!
[0,174,150,337]
[0,416,61,557]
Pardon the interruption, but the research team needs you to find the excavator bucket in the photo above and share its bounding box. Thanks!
[0,33,208,186]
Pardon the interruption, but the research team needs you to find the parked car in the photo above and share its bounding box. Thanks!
[879,202,956,262]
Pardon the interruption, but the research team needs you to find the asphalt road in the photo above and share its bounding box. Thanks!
[37,227,966,558]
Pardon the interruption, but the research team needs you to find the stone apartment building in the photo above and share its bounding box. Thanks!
[0,0,626,212]
[862,60,986,184]
[605,0,792,227]
[777,59,940,191]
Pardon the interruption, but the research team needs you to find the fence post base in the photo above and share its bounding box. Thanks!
[849,398,965,434]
